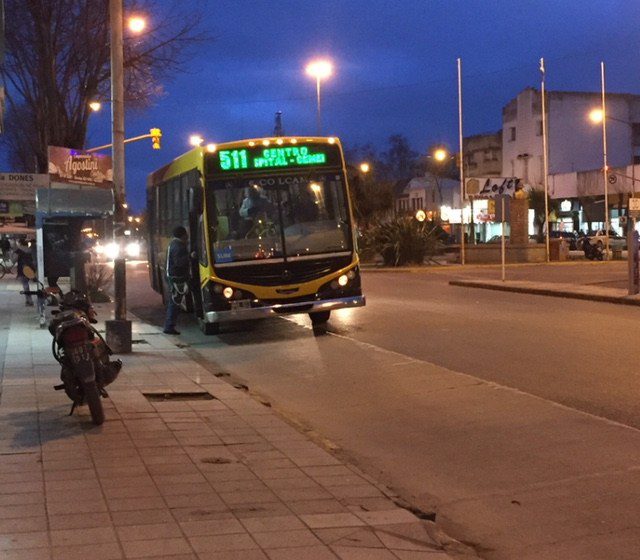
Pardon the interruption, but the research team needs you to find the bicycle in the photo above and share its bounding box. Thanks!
[0,256,15,280]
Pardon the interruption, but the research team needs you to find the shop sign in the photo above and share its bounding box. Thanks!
[48,146,113,188]
[465,177,521,199]
[0,173,48,200]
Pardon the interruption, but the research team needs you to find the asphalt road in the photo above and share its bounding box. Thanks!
[126,263,640,559]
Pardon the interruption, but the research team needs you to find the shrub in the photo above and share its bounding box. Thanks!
[85,263,112,302]
[366,217,441,266]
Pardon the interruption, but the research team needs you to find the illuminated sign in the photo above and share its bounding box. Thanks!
[208,143,341,174]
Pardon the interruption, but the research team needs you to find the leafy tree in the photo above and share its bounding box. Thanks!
[379,134,419,180]
[1,0,207,172]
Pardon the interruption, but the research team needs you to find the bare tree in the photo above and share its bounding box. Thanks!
[1,0,208,172]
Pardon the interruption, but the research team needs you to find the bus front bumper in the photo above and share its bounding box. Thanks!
[203,295,365,324]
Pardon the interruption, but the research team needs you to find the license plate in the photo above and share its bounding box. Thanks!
[230,299,252,310]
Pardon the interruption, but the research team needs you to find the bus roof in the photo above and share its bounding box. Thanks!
[147,136,343,188]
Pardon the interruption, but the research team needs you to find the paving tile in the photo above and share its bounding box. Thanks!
[0,504,47,520]
[188,532,258,553]
[120,537,193,558]
[164,493,226,509]
[50,526,117,546]
[178,518,245,537]
[1,549,53,560]
[313,528,384,548]
[374,523,437,552]
[301,513,366,529]
[51,542,123,560]
[329,485,384,500]
[252,529,322,549]
[116,522,182,541]
[231,502,293,519]
[196,550,268,560]
[240,515,306,533]
[355,509,419,526]
[170,508,233,522]
[288,500,349,516]
[0,481,44,494]
[107,496,167,512]
[391,552,451,559]
[331,546,398,560]
[263,545,338,560]
[219,489,279,505]
[0,492,44,506]
[158,482,213,497]
[0,517,48,534]
[111,508,175,526]
[0,531,49,550]
[48,511,112,530]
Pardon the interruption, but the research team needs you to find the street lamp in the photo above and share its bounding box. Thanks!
[89,100,102,112]
[305,59,332,135]
[127,16,146,33]
[359,162,370,174]
[189,134,204,147]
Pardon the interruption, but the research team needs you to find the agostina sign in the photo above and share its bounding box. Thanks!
[48,146,113,188]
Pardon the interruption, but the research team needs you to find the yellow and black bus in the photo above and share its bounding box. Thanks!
[147,136,365,333]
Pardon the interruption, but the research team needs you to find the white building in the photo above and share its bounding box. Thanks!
[502,87,640,189]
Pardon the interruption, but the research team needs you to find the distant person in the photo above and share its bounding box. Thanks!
[163,225,190,335]
[14,239,35,306]
[0,236,10,261]
[295,187,319,222]
[239,186,274,235]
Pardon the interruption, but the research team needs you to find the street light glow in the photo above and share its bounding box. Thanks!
[433,148,448,162]
[189,134,204,146]
[306,59,333,80]
[127,16,146,33]
[589,108,604,124]
[89,101,102,112]
[359,163,370,173]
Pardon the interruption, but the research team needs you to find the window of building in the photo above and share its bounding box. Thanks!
[536,120,543,136]
[508,127,516,142]
[483,149,491,162]
[632,123,640,146]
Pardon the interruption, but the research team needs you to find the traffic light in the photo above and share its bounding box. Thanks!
[150,128,162,150]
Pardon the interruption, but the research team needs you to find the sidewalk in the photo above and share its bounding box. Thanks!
[445,260,640,306]
[0,279,468,560]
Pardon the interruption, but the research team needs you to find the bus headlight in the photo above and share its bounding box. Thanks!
[223,287,234,299]
[105,242,120,260]
[125,241,140,258]
[330,274,349,289]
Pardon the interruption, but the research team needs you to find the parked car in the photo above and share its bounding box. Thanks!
[589,229,626,250]
[549,231,578,250]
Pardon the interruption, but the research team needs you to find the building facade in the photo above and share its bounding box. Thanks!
[464,131,502,178]
[502,87,640,189]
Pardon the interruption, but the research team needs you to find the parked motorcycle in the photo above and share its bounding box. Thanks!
[22,284,122,425]
[582,237,604,261]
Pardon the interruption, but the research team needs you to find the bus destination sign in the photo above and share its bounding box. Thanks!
[210,143,341,173]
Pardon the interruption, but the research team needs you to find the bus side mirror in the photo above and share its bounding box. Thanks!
[190,185,203,214]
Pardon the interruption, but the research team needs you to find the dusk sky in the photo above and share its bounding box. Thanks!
[82,0,640,212]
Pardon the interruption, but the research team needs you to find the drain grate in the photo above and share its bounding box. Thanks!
[142,391,215,402]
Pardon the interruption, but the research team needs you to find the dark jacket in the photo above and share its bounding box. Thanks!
[166,237,189,279]
[15,244,34,278]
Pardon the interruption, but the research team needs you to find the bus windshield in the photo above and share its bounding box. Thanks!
[208,173,352,263]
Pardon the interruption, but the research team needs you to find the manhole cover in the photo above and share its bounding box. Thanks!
[142,391,215,402]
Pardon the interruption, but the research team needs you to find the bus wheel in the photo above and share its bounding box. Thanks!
[309,311,330,325]
[199,318,220,335]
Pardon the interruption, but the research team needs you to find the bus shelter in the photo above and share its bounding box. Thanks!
[35,187,114,288]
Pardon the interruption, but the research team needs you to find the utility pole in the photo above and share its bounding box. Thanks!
[105,0,132,353]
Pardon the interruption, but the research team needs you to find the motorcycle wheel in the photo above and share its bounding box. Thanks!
[83,380,104,425]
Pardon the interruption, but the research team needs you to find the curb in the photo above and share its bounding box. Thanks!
[449,279,640,307]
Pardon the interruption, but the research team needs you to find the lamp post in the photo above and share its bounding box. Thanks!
[589,107,639,293]
[305,59,332,135]
[105,2,146,353]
